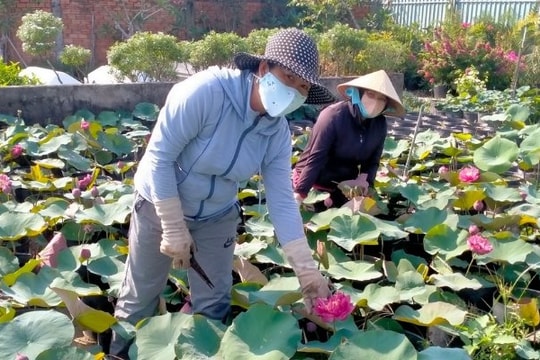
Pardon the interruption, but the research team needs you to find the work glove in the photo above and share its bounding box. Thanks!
[293,192,305,206]
[282,238,332,313]
[154,197,193,269]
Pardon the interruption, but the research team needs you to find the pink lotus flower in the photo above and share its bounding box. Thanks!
[458,166,480,183]
[11,144,23,158]
[0,173,12,193]
[313,291,355,323]
[80,119,90,130]
[467,234,493,255]
[323,196,333,208]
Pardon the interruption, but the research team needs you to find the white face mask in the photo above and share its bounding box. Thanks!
[360,92,387,118]
[257,71,307,117]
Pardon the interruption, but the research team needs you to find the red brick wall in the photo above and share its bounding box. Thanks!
[6,0,267,67]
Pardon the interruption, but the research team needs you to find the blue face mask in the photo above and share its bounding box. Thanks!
[345,87,369,118]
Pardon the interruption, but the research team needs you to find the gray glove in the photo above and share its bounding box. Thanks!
[154,197,193,269]
[282,238,331,312]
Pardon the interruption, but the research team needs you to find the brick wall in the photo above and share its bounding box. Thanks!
[6,0,264,67]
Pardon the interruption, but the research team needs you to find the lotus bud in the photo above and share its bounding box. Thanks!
[323,196,333,208]
[117,161,125,169]
[306,322,317,333]
[80,248,91,261]
[520,191,527,201]
[71,188,81,199]
[90,186,99,197]
[469,224,480,235]
[473,200,484,212]
[15,354,29,360]
[438,166,449,175]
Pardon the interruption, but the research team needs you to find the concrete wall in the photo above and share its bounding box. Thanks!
[0,74,404,125]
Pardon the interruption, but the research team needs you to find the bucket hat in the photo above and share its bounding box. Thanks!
[234,28,335,105]
[336,70,406,117]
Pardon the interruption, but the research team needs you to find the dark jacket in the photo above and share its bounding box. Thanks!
[293,100,387,197]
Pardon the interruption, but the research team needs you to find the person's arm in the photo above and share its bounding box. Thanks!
[294,107,337,197]
[262,121,331,311]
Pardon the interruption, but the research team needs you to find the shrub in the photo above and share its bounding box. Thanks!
[107,31,189,82]
[59,44,91,81]
[188,31,248,72]
[317,23,368,76]
[0,61,41,86]
[355,35,407,74]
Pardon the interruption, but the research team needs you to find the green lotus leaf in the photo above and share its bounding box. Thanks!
[245,214,275,237]
[304,189,330,204]
[0,310,74,359]
[27,134,72,156]
[253,243,286,266]
[328,214,380,251]
[97,110,120,126]
[403,207,458,234]
[484,184,522,203]
[0,302,15,323]
[326,261,382,282]
[48,269,103,296]
[328,330,417,360]
[219,303,301,360]
[96,131,134,156]
[305,207,350,232]
[35,346,96,360]
[231,282,264,309]
[393,302,467,326]
[478,238,534,265]
[234,239,268,259]
[2,259,41,287]
[86,256,125,295]
[424,225,468,258]
[358,283,400,311]
[298,328,360,355]
[392,250,428,270]
[395,270,426,301]
[129,312,191,360]
[174,314,226,359]
[470,213,522,231]
[57,148,92,171]
[473,135,518,173]
[133,102,160,121]
[0,246,19,277]
[452,189,484,210]
[383,137,410,158]
[429,273,484,291]
[0,271,62,307]
[418,346,470,360]
[33,158,65,169]
[37,198,70,222]
[361,213,408,240]
[94,150,114,165]
[0,212,47,241]
[417,188,456,211]
[74,202,131,226]
[506,103,530,122]
[250,276,302,307]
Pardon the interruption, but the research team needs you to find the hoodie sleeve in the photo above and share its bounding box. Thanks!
[144,72,217,202]
[261,120,305,245]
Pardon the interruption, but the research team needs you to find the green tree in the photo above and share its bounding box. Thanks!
[107,31,188,82]
[16,10,63,60]
[318,23,368,76]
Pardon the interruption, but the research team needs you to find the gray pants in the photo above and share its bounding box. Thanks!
[110,194,240,357]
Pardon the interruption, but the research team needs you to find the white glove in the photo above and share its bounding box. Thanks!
[154,197,193,269]
[282,238,331,312]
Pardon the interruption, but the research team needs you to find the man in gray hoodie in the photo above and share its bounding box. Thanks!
[110,28,335,358]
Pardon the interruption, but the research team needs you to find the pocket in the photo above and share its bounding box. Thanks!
[133,193,146,213]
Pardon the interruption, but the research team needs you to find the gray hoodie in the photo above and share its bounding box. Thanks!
[135,66,304,245]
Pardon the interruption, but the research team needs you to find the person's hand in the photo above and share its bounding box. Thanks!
[154,197,193,269]
[293,192,305,206]
[282,238,332,312]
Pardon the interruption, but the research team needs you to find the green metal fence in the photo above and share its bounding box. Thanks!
[388,0,539,28]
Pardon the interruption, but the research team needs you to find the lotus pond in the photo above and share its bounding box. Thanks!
[1,91,540,359]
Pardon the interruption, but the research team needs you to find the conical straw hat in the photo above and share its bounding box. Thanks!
[336,70,405,117]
